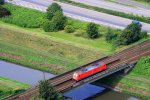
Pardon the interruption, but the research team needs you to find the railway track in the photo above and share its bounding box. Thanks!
[8,40,150,100]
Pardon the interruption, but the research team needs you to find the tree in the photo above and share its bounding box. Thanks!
[117,23,141,45]
[43,3,66,32]
[105,28,117,42]
[0,0,4,5]
[51,11,67,31]
[86,23,99,39]
[46,3,62,20]
[39,80,60,100]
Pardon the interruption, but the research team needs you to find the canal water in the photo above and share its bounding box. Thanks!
[0,60,55,85]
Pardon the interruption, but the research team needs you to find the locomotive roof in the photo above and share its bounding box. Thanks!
[77,62,103,73]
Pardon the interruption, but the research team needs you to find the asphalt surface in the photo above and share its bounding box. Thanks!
[6,0,150,34]
[71,0,150,17]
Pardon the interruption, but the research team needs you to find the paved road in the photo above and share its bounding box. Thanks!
[6,0,150,34]
[71,0,150,17]
[115,0,150,10]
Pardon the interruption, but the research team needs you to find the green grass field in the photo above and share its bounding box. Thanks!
[0,76,30,99]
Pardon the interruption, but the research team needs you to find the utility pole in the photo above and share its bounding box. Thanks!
[43,72,45,80]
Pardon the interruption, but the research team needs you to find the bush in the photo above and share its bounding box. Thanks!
[65,25,75,33]
[39,80,60,100]
[44,3,66,32]
[0,0,4,5]
[43,21,55,32]
[51,11,67,31]
[105,28,117,42]
[116,23,141,45]
[0,7,11,18]
[0,4,46,28]
[140,31,148,39]
[86,23,99,39]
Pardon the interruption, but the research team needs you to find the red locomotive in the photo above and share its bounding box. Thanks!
[73,62,107,81]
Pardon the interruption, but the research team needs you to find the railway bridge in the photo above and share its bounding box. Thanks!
[8,40,150,100]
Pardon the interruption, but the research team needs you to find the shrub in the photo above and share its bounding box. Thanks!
[43,21,55,32]
[65,25,75,33]
[105,28,117,42]
[86,22,99,39]
[0,7,11,18]
[140,31,148,39]
[39,80,60,100]
[116,23,141,45]
[0,0,4,5]
[0,4,46,28]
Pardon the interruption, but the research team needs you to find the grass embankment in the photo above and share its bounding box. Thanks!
[99,56,150,100]
[54,0,150,24]
[0,76,30,99]
[0,23,107,74]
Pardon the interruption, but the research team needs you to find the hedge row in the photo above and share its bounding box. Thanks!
[55,0,150,24]
[1,4,46,28]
